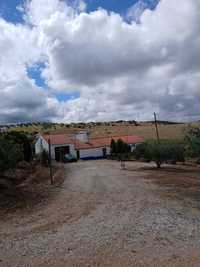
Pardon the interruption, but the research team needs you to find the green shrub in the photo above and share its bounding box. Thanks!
[0,137,23,172]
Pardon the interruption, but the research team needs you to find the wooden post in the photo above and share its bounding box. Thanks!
[48,138,53,185]
[154,112,160,143]
[154,112,161,168]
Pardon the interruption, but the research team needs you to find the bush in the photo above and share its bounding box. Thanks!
[0,137,23,172]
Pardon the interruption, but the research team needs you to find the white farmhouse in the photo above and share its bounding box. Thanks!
[35,131,143,161]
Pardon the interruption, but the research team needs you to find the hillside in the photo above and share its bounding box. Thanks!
[3,120,200,140]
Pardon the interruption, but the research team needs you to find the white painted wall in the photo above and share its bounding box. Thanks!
[35,136,48,154]
[35,134,143,161]
[106,146,111,155]
[79,147,104,159]
[75,131,90,143]
[130,142,142,152]
[35,135,76,160]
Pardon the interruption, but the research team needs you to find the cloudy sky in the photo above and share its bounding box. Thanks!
[0,0,200,123]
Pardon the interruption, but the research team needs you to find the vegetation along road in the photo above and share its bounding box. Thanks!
[1,160,200,266]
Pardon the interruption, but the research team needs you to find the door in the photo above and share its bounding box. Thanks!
[77,150,80,160]
[55,147,61,162]
[55,146,70,162]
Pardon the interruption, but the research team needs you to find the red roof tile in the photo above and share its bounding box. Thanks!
[42,134,143,149]
[42,134,74,145]
[75,135,144,150]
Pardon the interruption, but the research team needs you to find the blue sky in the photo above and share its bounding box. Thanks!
[86,0,158,14]
[0,0,23,23]
[0,0,158,103]
[27,65,81,102]
[87,0,141,13]
[1,0,158,23]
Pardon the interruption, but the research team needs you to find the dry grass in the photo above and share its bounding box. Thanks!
[141,164,200,204]
[8,121,200,140]
[0,164,65,213]
[88,123,187,139]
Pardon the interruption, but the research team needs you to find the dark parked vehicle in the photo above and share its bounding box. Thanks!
[63,154,77,163]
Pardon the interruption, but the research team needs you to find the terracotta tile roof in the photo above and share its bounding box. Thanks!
[75,135,144,150]
[42,134,74,145]
[42,134,143,149]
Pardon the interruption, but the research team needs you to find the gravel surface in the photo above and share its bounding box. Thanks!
[1,160,200,266]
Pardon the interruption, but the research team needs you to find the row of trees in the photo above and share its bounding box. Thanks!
[110,139,131,158]
[110,127,200,168]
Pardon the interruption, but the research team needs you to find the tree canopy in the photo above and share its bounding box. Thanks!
[184,127,200,159]
[110,139,131,160]
[135,140,185,168]
[4,131,33,162]
[0,137,23,172]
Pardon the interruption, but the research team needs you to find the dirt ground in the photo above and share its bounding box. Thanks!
[1,160,200,267]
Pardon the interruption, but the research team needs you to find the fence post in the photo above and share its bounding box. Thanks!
[154,112,160,143]
[48,138,53,185]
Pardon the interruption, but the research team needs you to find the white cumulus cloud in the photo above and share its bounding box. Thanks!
[0,0,200,123]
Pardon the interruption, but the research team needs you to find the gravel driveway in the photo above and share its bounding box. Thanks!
[1,160,200,266]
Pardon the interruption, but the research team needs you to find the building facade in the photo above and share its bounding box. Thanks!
[35,131,143,161]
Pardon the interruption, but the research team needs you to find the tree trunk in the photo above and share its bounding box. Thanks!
[156,161,161,169]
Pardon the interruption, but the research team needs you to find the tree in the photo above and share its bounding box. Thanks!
[134,143,147,160]
[110,139,116,155]
[184,127,200,159]
[4,131,33,162]
[135,140,185,168]
[116,139,124,154]
[0,137,23,172]
[116,139,131,160]
[110,139,131,160]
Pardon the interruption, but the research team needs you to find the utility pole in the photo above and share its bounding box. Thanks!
[48,138,53,185]
[154,112,160,143]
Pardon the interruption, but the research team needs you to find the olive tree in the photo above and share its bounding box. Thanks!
[184,127,200,159]
[135,140,185,168]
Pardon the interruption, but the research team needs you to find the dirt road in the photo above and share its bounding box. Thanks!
[1,160,200,266]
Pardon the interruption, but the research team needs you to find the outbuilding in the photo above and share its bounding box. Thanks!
[35,134,76,161]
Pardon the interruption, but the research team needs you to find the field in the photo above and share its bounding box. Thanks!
[1,160,200,266]
[8,121,200,140]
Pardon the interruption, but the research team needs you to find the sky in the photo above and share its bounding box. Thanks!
[0,0,199,123]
